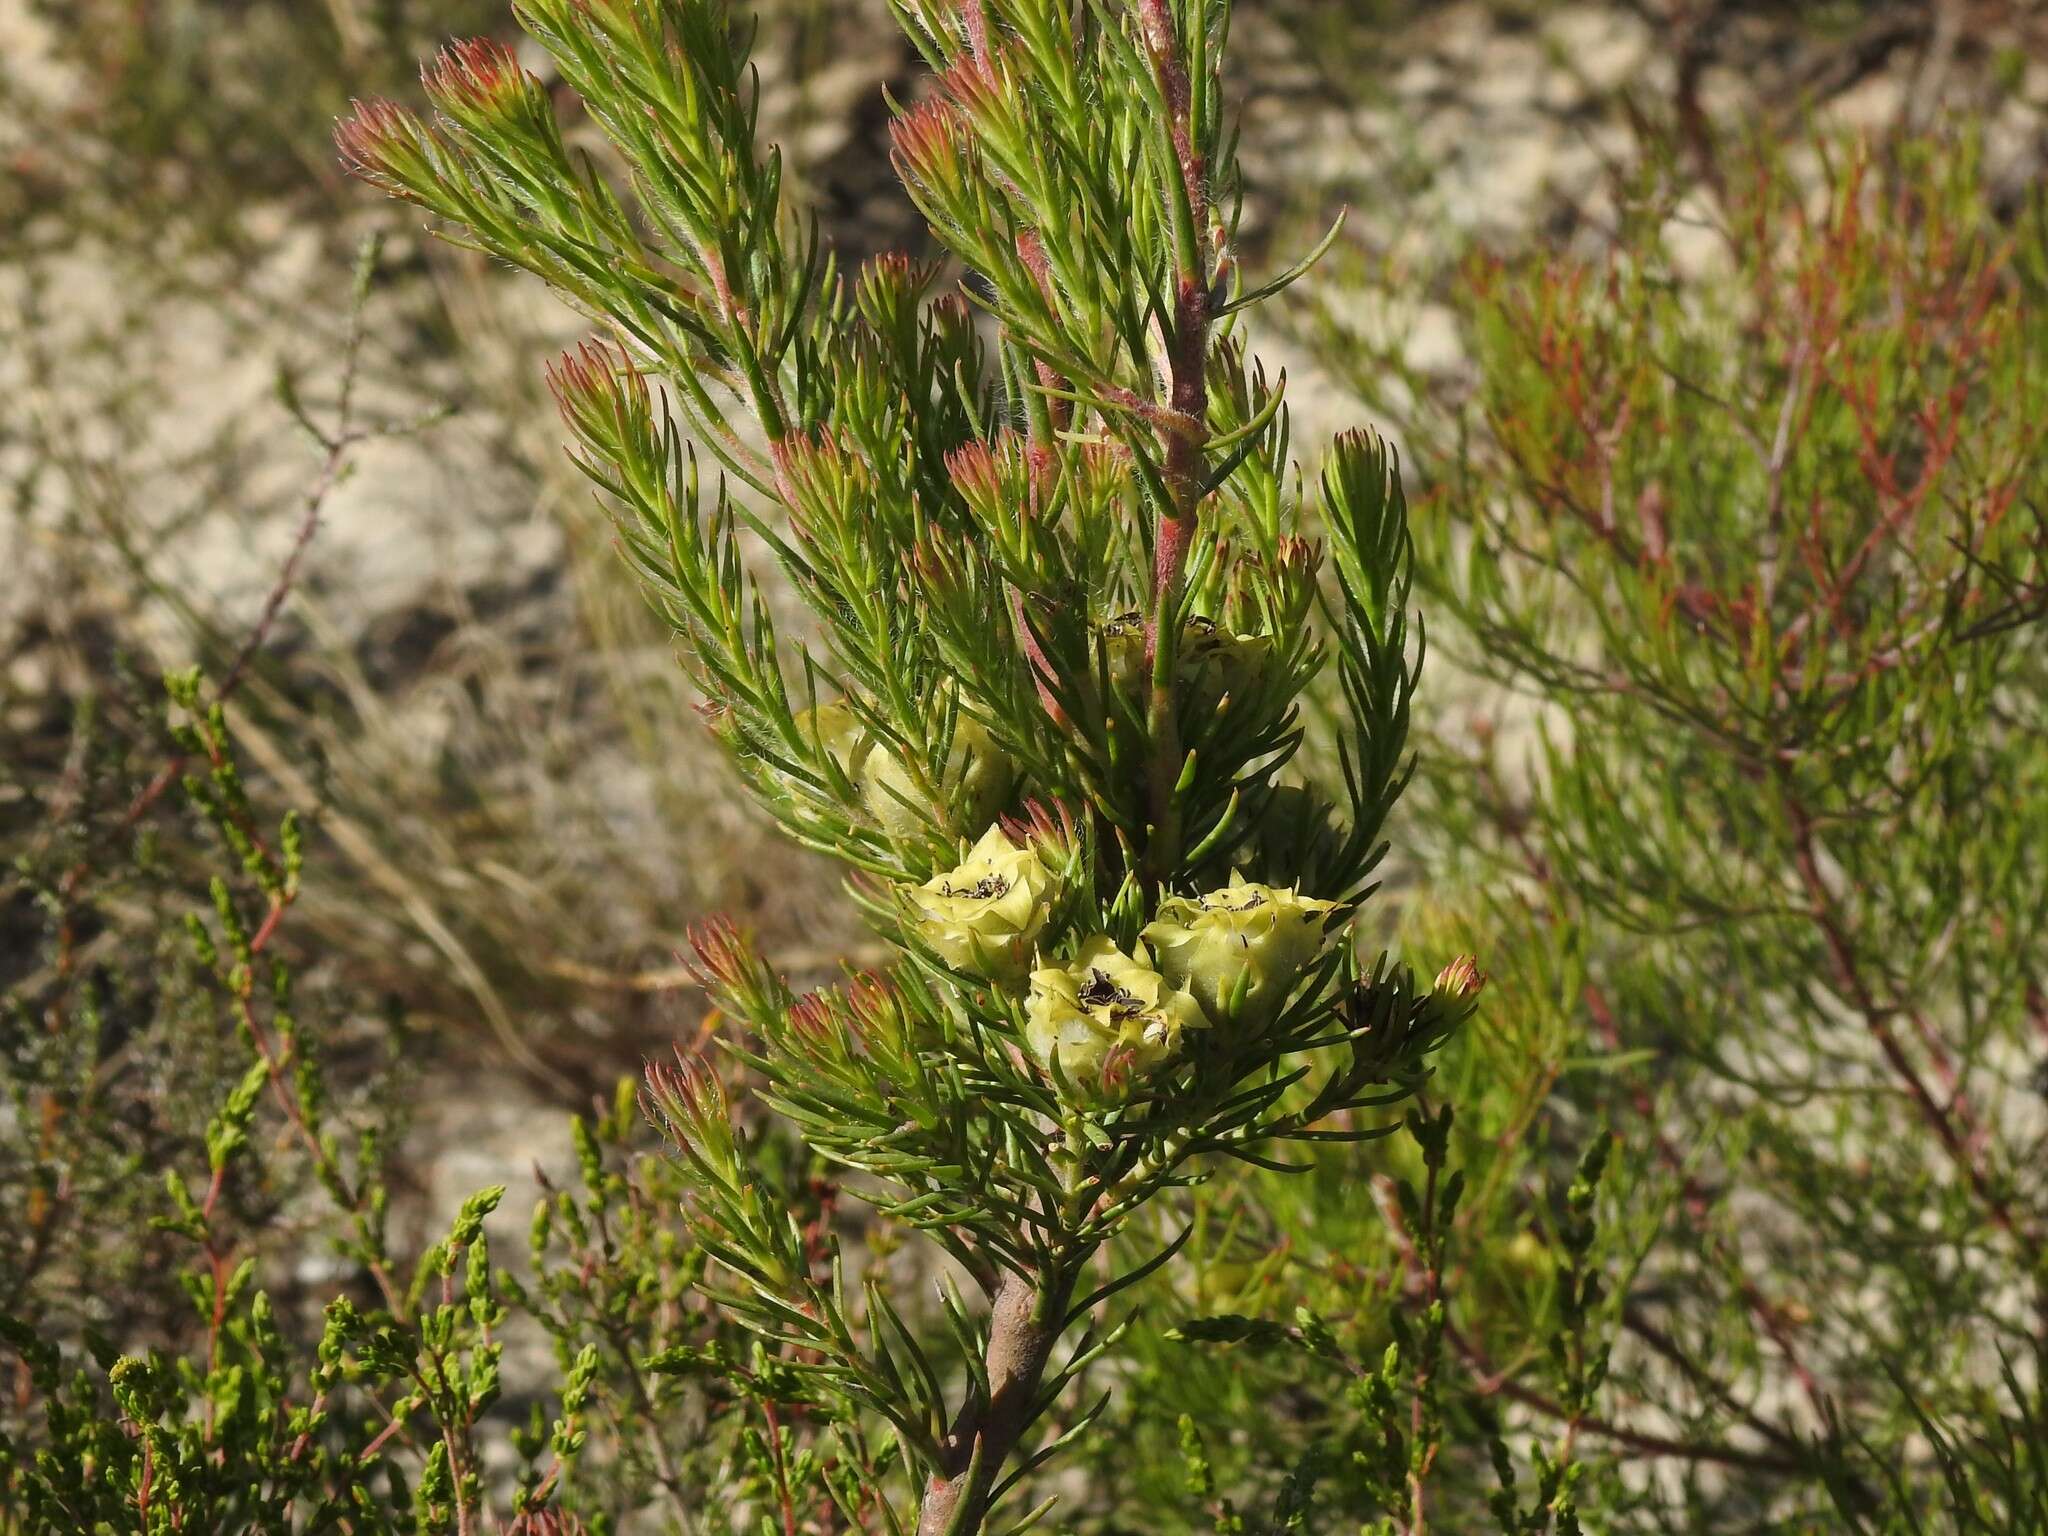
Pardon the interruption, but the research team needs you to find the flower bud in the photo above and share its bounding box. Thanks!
[860,710,1014,838]
[853,251,941,346]
[763,701,875,812]
[888,97,971,207]
[791,701,873,783]
[421,38,548,134]
[546,341,647,450]
[908,825,1055,981]
[641,1051,738,1186]
[334,98,440,205]
[1025,937,1209,1099]
[785,696,1016,837]
[1432,954,1487,1003]
[1142,876,1338,1031]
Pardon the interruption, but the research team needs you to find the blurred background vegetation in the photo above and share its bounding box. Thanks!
[5,0,2047,1530]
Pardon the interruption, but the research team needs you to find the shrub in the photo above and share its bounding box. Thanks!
[1308,128,2048,1530]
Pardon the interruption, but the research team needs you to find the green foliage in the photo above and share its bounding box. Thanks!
[3,668,259,1349]
[0,679,815,1533]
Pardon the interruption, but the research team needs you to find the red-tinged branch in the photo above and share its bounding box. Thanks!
[1447,1320,1811,1477]
[1135,0,1201,222]
[1781,789,2038,1265]
[1152,275,1211,602]
[958,0,995,76]
[1375,1188,1811,1480]
[1478,746,1849,1434]
[1577,978,1831,1424]
[1137,0,1214,602]
[1014,229,1071,443]
[1010,589,1066,726]
[1619,1305,1812,1456]
[1135,0,1216,892]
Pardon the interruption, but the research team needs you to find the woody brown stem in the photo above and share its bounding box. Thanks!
[914,1269,1074,1536]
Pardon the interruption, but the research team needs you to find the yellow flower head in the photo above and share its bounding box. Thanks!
[908,825,1056,981]
[1024,936,1209,1099]
[787,697,1016,838]
[1095,612,1271,712]
[1142,875,1338,1031]
[1178,616,1273,713]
